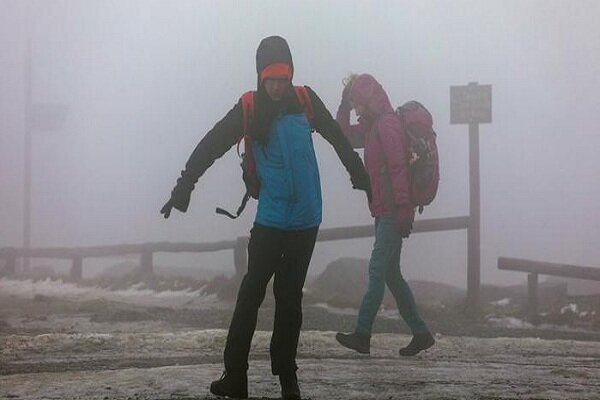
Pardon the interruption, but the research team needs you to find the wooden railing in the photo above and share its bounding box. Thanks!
[0,239,244,281]
[498,257,600,323]
[0,216,469,282]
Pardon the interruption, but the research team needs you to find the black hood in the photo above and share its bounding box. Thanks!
[249,36,299,145]
[255,36,294,89]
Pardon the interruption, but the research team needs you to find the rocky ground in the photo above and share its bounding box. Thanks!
[1,258,600,399]
[2,321,600,399]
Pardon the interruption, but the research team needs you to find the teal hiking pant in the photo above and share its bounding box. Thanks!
[355,214,429,336]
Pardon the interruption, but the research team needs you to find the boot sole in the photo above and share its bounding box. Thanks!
[209,385,248,399]
[335,336,370,354]
[399,339,435,356]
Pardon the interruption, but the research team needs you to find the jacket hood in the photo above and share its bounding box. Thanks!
[256,36,294,89]
[349,74,393,118]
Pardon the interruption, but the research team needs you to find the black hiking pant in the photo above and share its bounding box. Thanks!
[224,223,319,376]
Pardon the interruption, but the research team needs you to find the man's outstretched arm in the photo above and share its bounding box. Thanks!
[161,100,244,218]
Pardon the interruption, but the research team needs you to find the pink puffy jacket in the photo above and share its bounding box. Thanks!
[336,74,415,225]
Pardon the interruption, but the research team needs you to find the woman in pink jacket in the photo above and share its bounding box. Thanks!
[335,74,434,356]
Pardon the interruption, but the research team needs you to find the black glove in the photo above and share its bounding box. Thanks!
[395,219,413,238]
[351,170,372,203]
[160,199,174,219]
[160,174,195,219]
[394,206,415,238]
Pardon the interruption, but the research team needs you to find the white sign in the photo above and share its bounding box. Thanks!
[450,83,492,124]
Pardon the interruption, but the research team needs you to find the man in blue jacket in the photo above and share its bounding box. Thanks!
[161,36,370,400]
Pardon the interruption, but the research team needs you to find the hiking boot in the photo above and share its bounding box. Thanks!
[209,370,248,399]
[335,332,370,354]
[399,332,435,356]
[279,372,301,400]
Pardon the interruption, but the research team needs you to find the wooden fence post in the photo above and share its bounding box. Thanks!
[3,249,17,277]
[527,272,539,324]
[70,256,83,281]
[234,236,249,276]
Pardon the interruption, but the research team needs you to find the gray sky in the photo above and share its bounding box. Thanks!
[1,0,599,288]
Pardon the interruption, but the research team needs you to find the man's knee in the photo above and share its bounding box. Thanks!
[274,291,303,319]
[237,277,269,304]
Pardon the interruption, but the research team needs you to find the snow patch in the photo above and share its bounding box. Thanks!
[487,316,534,329]
[0,278,217,308]
[490,297,511,306]
[560,303,578,314]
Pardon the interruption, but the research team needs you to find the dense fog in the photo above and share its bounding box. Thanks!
[1,0,599,288]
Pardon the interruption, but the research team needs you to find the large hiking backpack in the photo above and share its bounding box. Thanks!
[395,101,439,214]
[215,86,314,219]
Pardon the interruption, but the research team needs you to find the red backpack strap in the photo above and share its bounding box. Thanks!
[215,91,258,219]
[240,91,255,135]
[294,86,314,124]
[241,91,259,199]
[238,91,255,157]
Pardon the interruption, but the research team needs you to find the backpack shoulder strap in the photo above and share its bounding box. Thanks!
[240,91,255,134]
[239,90,256,170]
[237,91,255,157]
[216,91,257,219]
[293,86,314,124]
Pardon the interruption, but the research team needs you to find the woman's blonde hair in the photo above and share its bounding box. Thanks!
[342,73,359,89]
[343,73,379,111]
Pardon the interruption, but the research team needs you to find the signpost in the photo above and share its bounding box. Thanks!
[450,83,492,124]
[450,82,492,314]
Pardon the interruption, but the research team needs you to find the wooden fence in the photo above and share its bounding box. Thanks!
[0,216,469,282]
[498,257,600,323]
